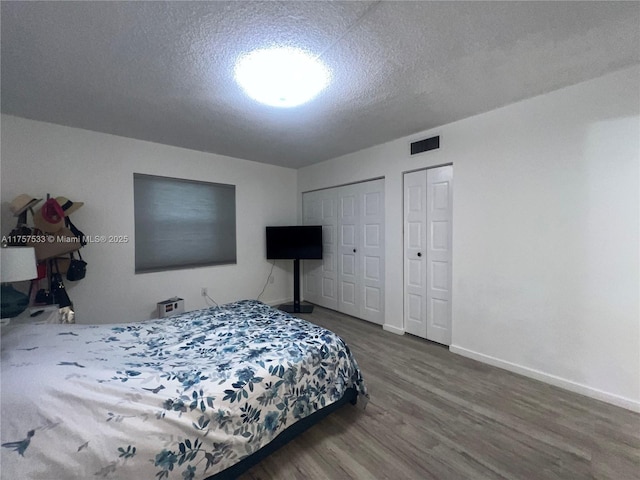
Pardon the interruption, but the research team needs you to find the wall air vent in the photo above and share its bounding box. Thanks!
[410,135,440,155]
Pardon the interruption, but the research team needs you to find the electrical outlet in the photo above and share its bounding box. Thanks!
[201,287,207,297]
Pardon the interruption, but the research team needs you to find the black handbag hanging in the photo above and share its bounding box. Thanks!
[34,262,54,305]
[34,287,54,305]
[51,259,73,308]
[67,250,87,281]
[65,216,87,246]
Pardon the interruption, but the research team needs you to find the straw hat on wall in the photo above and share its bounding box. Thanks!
[9,194,42,216]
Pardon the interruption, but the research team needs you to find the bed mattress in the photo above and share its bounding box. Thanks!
[1,300,367,479]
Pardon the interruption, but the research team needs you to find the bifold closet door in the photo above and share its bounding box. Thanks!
[303,179,384,325]
[404,170,428,338]
[337,180,385,324]
[302,189,338,311]
[337,186,360,318]
[404,166,453,344]
[357,179,384,324]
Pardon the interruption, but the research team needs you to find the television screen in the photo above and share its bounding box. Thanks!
[266,225,323,260]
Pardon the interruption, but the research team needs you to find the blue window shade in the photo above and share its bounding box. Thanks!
[134,173,236,273]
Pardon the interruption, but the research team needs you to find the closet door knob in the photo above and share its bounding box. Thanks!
[353,248,357,253]
[417,252,422,257]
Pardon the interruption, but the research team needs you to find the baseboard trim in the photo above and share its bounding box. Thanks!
[383,324,405,335]
[449,344,640,413]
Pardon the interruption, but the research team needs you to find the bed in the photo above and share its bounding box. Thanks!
[1,299,368,479]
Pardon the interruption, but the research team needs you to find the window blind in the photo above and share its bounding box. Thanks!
[133,173,236,273]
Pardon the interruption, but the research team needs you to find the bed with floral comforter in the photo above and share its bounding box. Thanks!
[0,300,367,479]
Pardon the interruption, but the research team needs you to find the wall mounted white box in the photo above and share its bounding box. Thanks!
[157,297,184,318]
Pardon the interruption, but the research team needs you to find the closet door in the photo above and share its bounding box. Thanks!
[337,186,360,318]
[302,190,338,310]
[404,170,428,338]
[304,179,385,324]
[425,166,453,345]
[403,166,453,344]
[359,179,384,324]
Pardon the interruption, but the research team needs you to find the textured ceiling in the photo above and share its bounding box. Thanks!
[1,1,639,169]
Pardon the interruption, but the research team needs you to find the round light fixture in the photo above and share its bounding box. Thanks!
[234,47,330,108]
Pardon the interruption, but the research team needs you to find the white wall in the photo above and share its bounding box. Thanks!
[297,66,640,411]
[1,116,297,324]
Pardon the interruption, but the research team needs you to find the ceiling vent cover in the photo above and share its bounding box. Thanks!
[410,136,440,155]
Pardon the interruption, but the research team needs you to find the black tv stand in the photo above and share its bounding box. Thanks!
[279,303,314,314]
[278,259,314,314]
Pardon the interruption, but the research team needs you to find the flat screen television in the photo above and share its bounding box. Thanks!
[266,225,323,260]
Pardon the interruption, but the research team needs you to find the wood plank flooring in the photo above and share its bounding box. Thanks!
[241,307,639,480]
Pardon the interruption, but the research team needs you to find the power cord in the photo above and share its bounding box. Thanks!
[204,293,219,307]
[257,260,276,301]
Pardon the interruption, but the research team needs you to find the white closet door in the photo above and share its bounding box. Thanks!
[425,166,453,345]
[303,190,338,310]
[360,179,385,324]
[403,166,453,344]
[337,186,360,317]
[319,193,338,309]
[304,178,385,324]
[404,170,428,337]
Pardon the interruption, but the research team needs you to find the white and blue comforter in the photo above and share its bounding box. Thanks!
[1,300,367,479]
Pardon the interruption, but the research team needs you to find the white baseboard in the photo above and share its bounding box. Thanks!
[449,345,640,413]
[383,324,405,335]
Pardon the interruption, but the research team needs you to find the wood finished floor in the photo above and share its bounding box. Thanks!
[241,306,639,480]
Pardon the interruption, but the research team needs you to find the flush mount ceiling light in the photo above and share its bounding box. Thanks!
[234,47,331,108]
